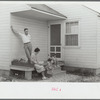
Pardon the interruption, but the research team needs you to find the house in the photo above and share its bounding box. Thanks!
[0,3,100,76]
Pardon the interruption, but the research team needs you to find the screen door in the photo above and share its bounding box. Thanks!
[50,24,62,60]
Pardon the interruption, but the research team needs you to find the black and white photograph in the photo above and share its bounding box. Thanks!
[1,1,100,99]
[0,2,100,83]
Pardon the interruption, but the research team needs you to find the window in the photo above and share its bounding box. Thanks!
[65,21,79,46]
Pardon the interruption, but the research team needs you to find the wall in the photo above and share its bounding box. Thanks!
[0,4,31,70]
[48,4,98,68]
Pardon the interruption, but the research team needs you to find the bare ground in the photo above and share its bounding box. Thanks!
[1,72,100,82]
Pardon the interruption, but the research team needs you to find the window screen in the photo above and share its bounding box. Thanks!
[65,21,79,46]
[65,34,78,46]
[66,22,78,33]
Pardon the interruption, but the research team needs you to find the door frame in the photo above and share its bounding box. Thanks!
[48,20,65,61]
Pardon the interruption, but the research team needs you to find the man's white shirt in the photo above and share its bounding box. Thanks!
[19,32,31,43]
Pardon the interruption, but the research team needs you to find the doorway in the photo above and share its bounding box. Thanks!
[50,24,62,60]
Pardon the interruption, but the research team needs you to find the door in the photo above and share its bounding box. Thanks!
[50,24,62,60]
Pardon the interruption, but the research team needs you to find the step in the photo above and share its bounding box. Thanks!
[47,67,66,75]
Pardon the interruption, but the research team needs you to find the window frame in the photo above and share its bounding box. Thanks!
[64,19,81,48]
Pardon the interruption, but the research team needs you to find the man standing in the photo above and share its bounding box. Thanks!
[11,26,32,64]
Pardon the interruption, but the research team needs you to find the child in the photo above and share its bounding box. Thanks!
[43,58,53,75]
[31,48,47,80]
[45,54,58,75]
[46,58,53,70]
[51,54,58,68]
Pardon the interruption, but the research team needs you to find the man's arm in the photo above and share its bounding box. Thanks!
[11,26,20,35]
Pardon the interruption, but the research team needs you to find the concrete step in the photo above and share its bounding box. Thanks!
[47,67,66,75]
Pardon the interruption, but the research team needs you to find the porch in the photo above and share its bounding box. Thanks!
[10,4,67,81]
[11,4,66,62]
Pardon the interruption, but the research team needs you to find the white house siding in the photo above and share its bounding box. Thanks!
[11,15,48,61]
[48,4,98,68]
[0,4,31,70]
[0,4,48,70]
[97,17,100,68]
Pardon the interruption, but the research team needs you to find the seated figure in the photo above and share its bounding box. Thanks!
[31,48,47,80]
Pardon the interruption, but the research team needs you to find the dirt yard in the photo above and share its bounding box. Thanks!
[1,72,100,82]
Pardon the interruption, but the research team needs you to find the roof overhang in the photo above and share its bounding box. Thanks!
[11,8,67,21]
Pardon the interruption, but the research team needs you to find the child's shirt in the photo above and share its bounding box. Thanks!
[46,61,52,70]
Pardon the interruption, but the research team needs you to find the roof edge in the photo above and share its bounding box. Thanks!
[82,5,100,15]
[30,8,67,20]
[27,4,67,19]
[44,4,67,18]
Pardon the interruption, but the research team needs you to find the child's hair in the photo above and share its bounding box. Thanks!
[47,58,52,62]
[34,47,40,52]
[24,28,28,31]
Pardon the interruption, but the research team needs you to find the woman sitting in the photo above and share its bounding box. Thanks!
[31,48,47,80]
